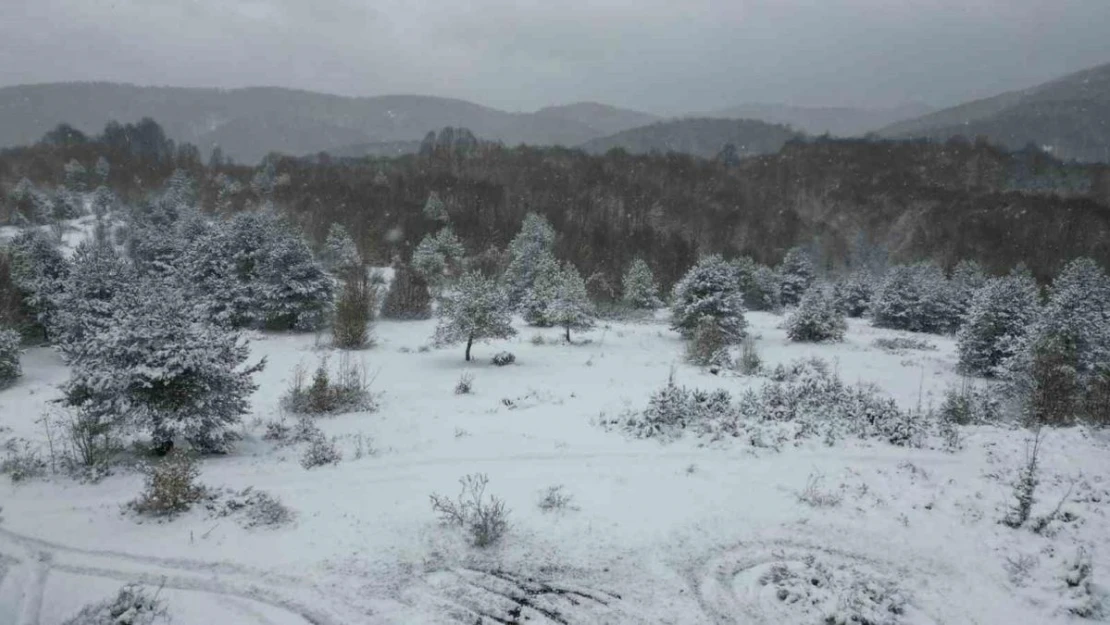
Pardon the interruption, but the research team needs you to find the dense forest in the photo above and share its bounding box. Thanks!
[3,120,1109,292]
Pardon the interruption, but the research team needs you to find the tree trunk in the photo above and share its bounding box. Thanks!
[465,335,473,361]
[565,324,571,343]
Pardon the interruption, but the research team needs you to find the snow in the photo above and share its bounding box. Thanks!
[1,312,1108,623]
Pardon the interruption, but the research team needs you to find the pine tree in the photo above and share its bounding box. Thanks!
[949,259,987,322]
[957,269,1040,377]
[256,233,334,331]
[504,213,557,307]
[833,270,875,317]
[321,223,362,276]
[545,263,595,342]
[55,239,136,359]
[63,159,87,193]
[670,255,747,342]
[871,262,956,334]
[433,272,516,361]
[778,246,815,307]
[786,286,847,342]
[412,226,466,288]
[7,230,68,340]
[63,278,264,452]
[519,254,561,327]
[94,156,110,183]
[621,258,663,310]
[423,191,449,221]
[332,270,375,349]
[0,327,21,388]
[8,178,52,224]
[380,259,432,320]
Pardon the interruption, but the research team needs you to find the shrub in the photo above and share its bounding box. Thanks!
[1,438,46,482]
[455,372,474,395]
[796,472,843,508]
[1003,429,1041,529]
[332,270,376,349]
[0,328,21,387]
[300,435,342,469]
[686,317,731,367]
[60,583,169,625]
[538,485,577,512]
[130,451,205,517]
[785,287,846,342]
[872,336,936,352]
[737,336,762,375]
[209,487,294,529]
[491,351,516,366]
[671,255,747,341]
[281,355,378,415]
[937,379,999,425]
[1061,547,1102,618]
[430,473,510,547]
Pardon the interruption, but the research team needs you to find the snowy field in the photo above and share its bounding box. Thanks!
[1,311,1108,624]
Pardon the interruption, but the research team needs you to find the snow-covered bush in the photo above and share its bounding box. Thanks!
[455,372,474,395]
[433,271,516,361]
[281,356,377,416]
[937,379,1000,426]
[423,190,449,221]
[621,258,663,310]
[872,336,936,352]
[737,336,762,375]
[129,451,205,517]
[62,279,264,453]
[60,583,169,625]
[504,212,557,308]
[1003,431,1041,528]
[778,246,816,307]
[300,435,342,469]
[0,328,21,387]
[671,255,747,342]
[871,262,959,334]
[957,269,1040,377]
[208,487,294,529]
[1060,547,1102,618]
[537,485,577,512]
[0,438,46,482]
[430,473,510,547]
[380,260,432,320]
[491,351,516,366]
[785,287,846,342]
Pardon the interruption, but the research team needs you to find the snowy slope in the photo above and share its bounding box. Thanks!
[0,313,1107,624]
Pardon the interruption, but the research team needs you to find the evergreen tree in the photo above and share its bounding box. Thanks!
[747,265,782,312]
[433,272,516,361]
[63,159,87,192]
[949,259,987,322]
[621,258,663,310]
[957,269,1040,377]
[63,278,264,452]
[545,263,596,342]
[380,259,432,320]
[786,286,847,342]
[321,223,362,276]
[0,327,21,388]
[833,270,875,317]
[94,156,110,184]
[871,262,956,333]
[7,230,68,340]
[8,178,51,224]
[778,246,816,306]
[256,233,334,331]
[423,191,449,221]
[412,226,466,288]
[519,254,561,327]
[504,213,557,307]
[55,238,136,359]
[670,255,747,342]
[333,270,375,349]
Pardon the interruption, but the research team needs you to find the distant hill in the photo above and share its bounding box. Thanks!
[578,118,801,159]
[707,103,934,137]
[880,62,1110,162]
[0,83,655,163]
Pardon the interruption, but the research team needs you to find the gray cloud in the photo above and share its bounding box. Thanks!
[2,0,1108,114]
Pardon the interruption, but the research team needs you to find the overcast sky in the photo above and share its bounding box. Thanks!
[2,0,1109,115]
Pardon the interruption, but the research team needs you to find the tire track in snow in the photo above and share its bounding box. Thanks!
[0,527,363,625]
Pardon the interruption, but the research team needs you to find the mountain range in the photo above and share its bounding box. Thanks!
[1,61,1108,163]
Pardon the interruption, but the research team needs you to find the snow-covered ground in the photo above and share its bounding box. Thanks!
[1,312,1107,624]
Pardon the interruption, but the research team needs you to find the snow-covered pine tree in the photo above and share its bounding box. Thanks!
[621,258,663,310]
[8,178,52,224]
[321,223,362,277]
[55,238,137,359]
[433,271,516,361]
[778,246,816,307]
[423,191,449,221]
[380,259,432,320]
[833,270,875,317]
[50,186,84,220]
[94,156,110,184]
[412,226,466,289]
[504,213,557,307]
[957,269,1040,377]
[63,277,264,452]
[519,254,561,327]
[670,255,747,342]
[256,232,334,331]
[871,262,955,334]
[63,159,87,193]
[747,264,782,312]
[7,230,68,341]
[786,286,847,342]
[177,223,252,328]
[0,327,21,387]
[545,262,595,342]
[949,259,987,322]
[91,186,117,220]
